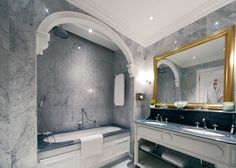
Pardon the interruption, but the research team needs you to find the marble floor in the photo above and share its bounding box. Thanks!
[110,160,130,168]
[102,159,137,168]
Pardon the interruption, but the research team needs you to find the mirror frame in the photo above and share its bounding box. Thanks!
[153,25,235,110]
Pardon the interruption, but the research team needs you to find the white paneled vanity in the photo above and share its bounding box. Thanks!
[135,121,236,168]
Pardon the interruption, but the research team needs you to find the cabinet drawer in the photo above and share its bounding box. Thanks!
[137,126,162,143]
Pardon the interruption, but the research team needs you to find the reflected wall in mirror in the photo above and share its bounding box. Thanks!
[153,25,235,109]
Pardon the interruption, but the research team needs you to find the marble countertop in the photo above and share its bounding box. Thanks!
[38,126,130,153]
[135,119,236,145]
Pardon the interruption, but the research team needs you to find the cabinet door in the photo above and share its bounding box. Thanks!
[40,150,80,168]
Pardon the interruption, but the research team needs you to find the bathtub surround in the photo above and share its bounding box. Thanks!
[38,32,115,132]
[1,1,236,168]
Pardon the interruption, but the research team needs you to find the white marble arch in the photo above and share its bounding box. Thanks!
[36,11,135,77]
[157,59,180,88]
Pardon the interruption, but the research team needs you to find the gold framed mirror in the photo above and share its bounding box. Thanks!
[153,25,235,110]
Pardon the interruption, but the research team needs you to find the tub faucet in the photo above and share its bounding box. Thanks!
[81,108,96,129]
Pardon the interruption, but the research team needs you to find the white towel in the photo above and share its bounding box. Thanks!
[162,150,187,168]
[207,80,223,103]
[80,134,103,159]
[114,73,125,106]
[140,145,155,153]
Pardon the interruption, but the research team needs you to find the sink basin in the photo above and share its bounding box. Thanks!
[183,128,225,137]
[145,121,167,126]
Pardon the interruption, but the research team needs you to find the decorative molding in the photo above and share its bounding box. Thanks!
[36,31,50,55]
[36,11,135,77]
[127,64,135,78]
[66,0,233,47]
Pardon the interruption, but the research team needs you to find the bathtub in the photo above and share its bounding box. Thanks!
[43,126,122,143]
[38,126,130,168]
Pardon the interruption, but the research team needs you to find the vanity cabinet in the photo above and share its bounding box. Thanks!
[135,123,236,168]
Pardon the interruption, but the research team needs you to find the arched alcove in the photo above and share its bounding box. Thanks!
[36,11,135,77]
[157,59,180,87]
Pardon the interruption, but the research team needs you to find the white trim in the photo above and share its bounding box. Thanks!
[66,0,233,47]
[157,59,180,88]
[36,11,135,77]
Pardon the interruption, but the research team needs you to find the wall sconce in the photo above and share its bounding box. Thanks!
[137,70,153,85]
[136,93,145,101]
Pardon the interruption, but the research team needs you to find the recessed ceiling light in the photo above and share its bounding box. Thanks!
[78,46,81,50]
[214,21,219,26]
[193,56,196,60]
[88,28,93,33]
[174,40,178,44]
[149,16,154,21]
[45,8,49,13]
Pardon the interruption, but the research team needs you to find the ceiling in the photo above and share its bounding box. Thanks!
[66,0,233,47]
[168,37,225,68]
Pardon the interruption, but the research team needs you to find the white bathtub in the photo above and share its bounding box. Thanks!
[44,126,122,143]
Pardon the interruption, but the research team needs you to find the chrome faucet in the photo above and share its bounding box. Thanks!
[202,118,207,129]
[155,114,160,121]
[80,108,96,129]
[230,124,235,134]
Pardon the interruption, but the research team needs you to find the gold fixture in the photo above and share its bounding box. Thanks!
[153,25,235,110]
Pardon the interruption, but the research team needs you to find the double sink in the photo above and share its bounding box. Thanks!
[144,121,226,137]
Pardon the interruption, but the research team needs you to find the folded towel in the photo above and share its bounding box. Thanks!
[162,150,187,168]
[114,73,125,106]
[80,134,103,159]
[140,145,155,153]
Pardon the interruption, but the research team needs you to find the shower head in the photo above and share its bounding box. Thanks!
[157,67,166,74]
[53,26,69,39]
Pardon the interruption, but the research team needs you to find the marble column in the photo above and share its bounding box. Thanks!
[0,0,10,167]
[9,0,37,167]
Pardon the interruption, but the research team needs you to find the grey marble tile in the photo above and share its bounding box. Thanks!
[0,4,10,168]
[3,0,236,167]
[37,32,115,132]
[8,1,37,168]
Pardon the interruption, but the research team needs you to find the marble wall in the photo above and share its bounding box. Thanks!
[8,0,37,168]
[3,0,236,167]
[112,50,134,128]
[0,1,10,167]
[38,31,117,132]
[0,0,144,166]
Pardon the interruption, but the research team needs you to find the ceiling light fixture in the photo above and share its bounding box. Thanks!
[88,28,93,33]
[193,56,196,60]
[149,16,154,21]
[214,21,219,26]
[174,40,178,44]
[78,46,81,50]
[45,8,49,13]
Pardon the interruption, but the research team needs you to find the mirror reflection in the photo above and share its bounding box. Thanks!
[157,37,225,103]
